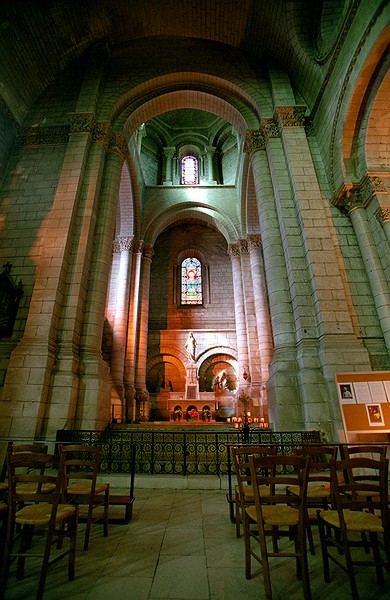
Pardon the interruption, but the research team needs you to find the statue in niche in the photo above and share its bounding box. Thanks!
[185,331,197,361]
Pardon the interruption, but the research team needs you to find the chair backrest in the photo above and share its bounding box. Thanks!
[232,444,277,490]
[59,444,102,493]
[1,442,48,482]
[6,451,63,512]
[330,456,389,518]
[248,454,311,514]
[294,445,337,482]
[340,445,387,460]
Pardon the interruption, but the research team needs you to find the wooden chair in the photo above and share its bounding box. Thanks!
[287,445,338,554]
[317,456,389,600]
[59,444,109,550]
[232,444,277,538]
[0,450,78,600]
[108,443,136,524]
[244,453,312,600]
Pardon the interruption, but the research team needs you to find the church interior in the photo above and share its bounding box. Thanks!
[0,2,390,600]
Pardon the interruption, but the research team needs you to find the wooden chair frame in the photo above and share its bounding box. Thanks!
[232,444,277,538]
[0,450,78,600]
[317,456,389,600]
[59,444,109,551]
[244,454,312,600]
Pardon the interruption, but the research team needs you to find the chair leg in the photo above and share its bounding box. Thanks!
[370,531,384,586]
[235,497,241,538]
[103,488,109,537]
[243,513,252,579]
[317,517,331,583]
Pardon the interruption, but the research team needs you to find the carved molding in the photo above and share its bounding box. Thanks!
[68,112,95,134]
[239,239,249,254]
[375,207,390,224]
[18,125,69,146]
[274,105,307,128]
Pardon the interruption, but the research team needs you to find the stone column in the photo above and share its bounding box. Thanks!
[248,234,273,415]
[135,243,154,420]
[228,242,250,388]
[335,177,390,354]
[77,133,127,431]
[124,239,143,421]
[110,235,133,421]
[205,145,216,184]
[163,147,175,185]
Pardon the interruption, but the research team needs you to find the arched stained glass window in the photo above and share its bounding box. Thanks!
[181,156,198,185]
[181,257,202,304]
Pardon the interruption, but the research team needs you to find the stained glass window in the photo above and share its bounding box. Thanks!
[181,156,198,185]
[181,257,202,304]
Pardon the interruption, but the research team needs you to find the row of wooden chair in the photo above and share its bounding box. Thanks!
[231,443,389,600]
[0,443,110,600]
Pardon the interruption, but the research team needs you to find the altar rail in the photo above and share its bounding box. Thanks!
[55,428,323,476]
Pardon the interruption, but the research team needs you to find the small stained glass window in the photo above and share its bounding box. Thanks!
[181,257,202,304]
[181,156,198,185]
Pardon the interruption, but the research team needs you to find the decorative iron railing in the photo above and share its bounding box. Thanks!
[55,427,323,476]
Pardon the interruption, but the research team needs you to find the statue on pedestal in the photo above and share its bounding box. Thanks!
[185,331,196,361]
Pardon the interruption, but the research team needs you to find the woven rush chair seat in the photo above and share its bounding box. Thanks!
[15,502,76,526]
[317,455,389,600]
[0,482,8,493]
[0,449,78,600]
[319,508,384,532]
[66,481,109,495]
[244,453,312,600]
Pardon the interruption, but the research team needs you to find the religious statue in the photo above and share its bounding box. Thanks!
[185,331,197,361]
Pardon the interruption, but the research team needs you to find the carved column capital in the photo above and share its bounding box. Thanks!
[227,242,240,259]
[244,129,266,155]
[112,133,129,160]
[239,238,249,254]
[248,234,262,250]
[143,243,154,260]
[133,239,143,254]
[333,175,387,213]
[260,117,280,141]
[375,207,390,224]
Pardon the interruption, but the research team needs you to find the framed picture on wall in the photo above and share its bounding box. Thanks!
[338,383,355,403]
[366,404,384,426]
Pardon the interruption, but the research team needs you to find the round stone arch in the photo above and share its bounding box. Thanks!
[109,72,262,133]
[143,204,239,248]
[146,347,187,393]
[198,349,238,392]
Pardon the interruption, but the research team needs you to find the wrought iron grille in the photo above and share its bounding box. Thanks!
[56,428,323,476]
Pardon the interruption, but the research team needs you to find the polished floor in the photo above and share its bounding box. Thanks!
[3,475,390,600]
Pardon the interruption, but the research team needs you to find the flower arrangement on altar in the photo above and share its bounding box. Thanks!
[202,408,211,421]
[188,408,198,420]
[173,408,182,421]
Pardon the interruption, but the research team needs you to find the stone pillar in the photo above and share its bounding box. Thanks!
[247,234,273,416]
[205,146,216,184]
[77,133,127,431]
[110,235,133,420]
[335,177,390,354]
[124,240,143,421]
[163,147,175,185]
[135,243,154,420]
[0,113,96,439]
[228,243,250,388]
[245,128,299,428]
